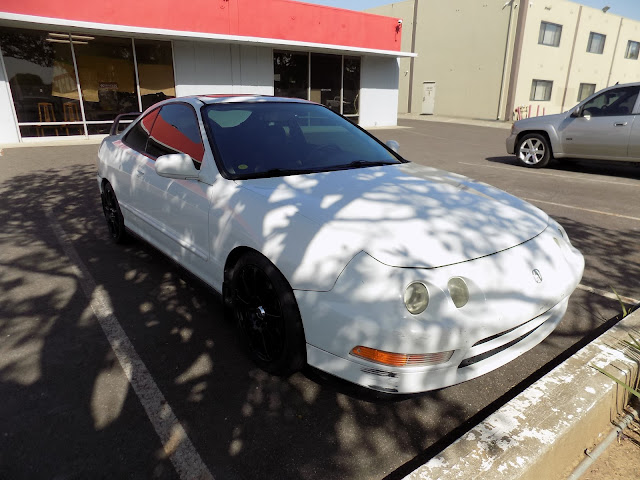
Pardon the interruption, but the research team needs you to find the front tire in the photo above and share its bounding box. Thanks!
[228,252,306,376]
[101,181,128,244]
[516,133,552,168]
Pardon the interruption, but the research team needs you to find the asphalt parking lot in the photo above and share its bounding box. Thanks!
[1,118,638,480]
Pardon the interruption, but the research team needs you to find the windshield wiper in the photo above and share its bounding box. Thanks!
[242,168,321,179]
[326,160,399,171]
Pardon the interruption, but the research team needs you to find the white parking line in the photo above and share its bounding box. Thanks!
[458,161,640,188]
[520,197,640,222]
[577,284,640,306]
[45,211,214,480]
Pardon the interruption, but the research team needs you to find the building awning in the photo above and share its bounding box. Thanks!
[0,0,416,58]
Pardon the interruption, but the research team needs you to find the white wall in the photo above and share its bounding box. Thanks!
[0,54,20,144]
[359,56,399,127]
[173,41,274,96]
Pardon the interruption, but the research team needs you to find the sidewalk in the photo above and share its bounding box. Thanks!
[398,113,513,130]
[405,307,640,480]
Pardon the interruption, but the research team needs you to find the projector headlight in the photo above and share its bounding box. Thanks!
[404,282,429,315]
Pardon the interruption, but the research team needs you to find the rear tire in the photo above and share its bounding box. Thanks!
[228,252,306,376]
[101,181,129,244]
[516,133,552,168]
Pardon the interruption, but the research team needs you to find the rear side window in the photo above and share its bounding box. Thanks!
[122,109,160,153]
[146,103,205,169]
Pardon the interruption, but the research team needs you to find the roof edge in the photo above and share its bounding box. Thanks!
[0,12,417,58]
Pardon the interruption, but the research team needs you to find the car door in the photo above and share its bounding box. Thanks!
[113,108,161,231]
[626,105,640,161]
[139,102,210,268]
[560,85,640,160]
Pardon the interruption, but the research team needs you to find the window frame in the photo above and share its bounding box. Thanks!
[625,40,640,60]
[122,107,161,155]
[587,32,606,54]
[581,86,640,117]
[577,83,596,102]
[530,79,553,102]
[145,102,205,169]
[538,21,563,47]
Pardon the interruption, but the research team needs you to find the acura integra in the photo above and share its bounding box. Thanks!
[98,96,584,394]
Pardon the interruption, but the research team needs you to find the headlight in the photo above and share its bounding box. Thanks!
[404,282,429,315]
[448,277,470,308]
[549,218,572,246]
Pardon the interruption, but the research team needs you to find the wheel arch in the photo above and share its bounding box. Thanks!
[222,246,298,310]
[516,129,556,157]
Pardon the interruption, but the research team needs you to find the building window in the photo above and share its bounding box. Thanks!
[625,40,640,60]
[0,26,175,138]
[587,32,606,54]
[274,51,309,100]
[538,22,562,47]
[530,80,553,101]
[135,39,176,111]
[273,51,360,121]
[577,83,596,102]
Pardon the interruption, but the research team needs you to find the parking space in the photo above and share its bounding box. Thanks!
[0,119,637,480]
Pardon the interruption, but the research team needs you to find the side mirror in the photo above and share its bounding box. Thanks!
[570,107,581,118]
[155,153,199,180]
[385,140,400,153]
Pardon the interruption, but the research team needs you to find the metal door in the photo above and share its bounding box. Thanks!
[422,82,436,115]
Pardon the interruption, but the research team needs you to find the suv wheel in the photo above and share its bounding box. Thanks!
[517,133,552,168]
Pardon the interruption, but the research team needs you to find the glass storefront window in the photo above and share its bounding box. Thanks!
[273,51,361,122]
[135,40,176,111]
[0,28,83,136]
[310,53,342,113]
[0,27,177,139]
[74,35,137,124]
[274,51,308,100]
[343,57,360,118]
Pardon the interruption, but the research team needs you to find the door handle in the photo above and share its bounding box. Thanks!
[135,169,145,176]
[614,122,628,126]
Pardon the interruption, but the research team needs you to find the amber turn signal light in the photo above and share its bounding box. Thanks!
[350,346,453,367]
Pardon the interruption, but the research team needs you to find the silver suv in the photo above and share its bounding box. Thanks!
[506,82,640,168]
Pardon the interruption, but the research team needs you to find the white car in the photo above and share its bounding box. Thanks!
[97,96,584,394]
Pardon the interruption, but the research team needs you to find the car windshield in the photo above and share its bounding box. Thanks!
[202,102,402,179]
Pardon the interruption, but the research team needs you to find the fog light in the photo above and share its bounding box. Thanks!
[350,346,454,367]
[448,277,469,308]
[404,282,429,315]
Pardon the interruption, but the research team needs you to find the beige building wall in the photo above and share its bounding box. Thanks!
[369,0,640,122]
[608,19,640,86]
[563,6,626,110]
[512,1,579,117]
[368,0,514,120]
[507,1,640,117]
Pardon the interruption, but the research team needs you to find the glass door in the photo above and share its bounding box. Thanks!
[310,53,342,114]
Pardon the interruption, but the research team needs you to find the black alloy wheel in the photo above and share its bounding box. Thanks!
[101,182,128,244]
[229,252,306,375]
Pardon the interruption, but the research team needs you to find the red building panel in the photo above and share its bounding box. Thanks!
[1,0,402,52]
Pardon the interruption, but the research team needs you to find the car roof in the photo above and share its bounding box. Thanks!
[195,95,315,105]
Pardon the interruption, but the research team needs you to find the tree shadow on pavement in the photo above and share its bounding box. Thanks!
[0,145,629,480]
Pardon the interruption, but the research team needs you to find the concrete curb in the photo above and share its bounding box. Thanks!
[404,308,640,480]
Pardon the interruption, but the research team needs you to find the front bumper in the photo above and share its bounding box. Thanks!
[295,225,584,394]
[305,297,568,393]
[506,133,517,154]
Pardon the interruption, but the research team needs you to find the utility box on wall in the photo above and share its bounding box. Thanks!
[422,81,436,115]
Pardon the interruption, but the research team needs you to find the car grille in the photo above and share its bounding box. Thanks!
[458,318,545,369]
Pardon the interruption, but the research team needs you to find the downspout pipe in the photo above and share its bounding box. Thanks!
[566,406,639,480]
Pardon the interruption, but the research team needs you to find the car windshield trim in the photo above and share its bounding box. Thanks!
[232,161,402,180]
[201,102,405,180]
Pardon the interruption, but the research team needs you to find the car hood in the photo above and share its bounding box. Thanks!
[236,163,549,269]
[514,112,567,129]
